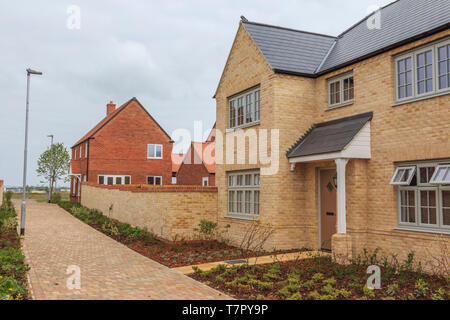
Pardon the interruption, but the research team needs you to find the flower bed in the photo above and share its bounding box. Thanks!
[189,252,449,300]
[0,192,29,300]
[57,201,298,268]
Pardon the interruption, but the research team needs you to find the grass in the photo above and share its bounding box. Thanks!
[0,192,29,300]
[10,192,69,202]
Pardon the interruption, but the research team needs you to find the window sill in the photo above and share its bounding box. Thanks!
[394,226,450,235]
[226,121,261,133]
[224,214,259,221]
[147,157,163,160]
[325,100,354,111]
[392,90,450,107]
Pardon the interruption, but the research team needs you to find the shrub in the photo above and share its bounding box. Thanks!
[311,273,324,283]
[431,288,445,300]
[194,220,217,241]
[386,283,399,296]
[0,276,26,300]
[363,286,375,298]
[322,277,336,287]
[335,288,351,299]
[301,280,314,290]
[413,278,429,298]
[287,292,302,300]
[0,248,29,281]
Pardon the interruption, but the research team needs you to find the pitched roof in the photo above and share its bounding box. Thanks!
[242,0,450,77]
[179,141,216,174]
[243,21,336,75]
[286,112,373,158]
[171,153,184,173]
[72,97,172,148]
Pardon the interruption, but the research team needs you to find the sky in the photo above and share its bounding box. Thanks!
[0,0,393,187]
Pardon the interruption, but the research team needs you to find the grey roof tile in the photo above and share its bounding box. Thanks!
[242,0,450,76]
[243,22,336,75]
[286,112,373,158]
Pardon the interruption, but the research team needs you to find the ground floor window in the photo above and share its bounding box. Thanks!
[98,174,131,185]
[147,176,162,185]
[392,160,450,233]
[227,170,260,218]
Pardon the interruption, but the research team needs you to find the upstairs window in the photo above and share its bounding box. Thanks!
[228,87,260,129]
[395,38,450,102]
[147,144,163,159]
[328,72,354,108]
[437,43,450,90]
[430,165,450,184]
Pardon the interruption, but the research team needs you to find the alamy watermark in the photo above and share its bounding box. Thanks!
[66,5,81,30]
[366,5,381,30]
[66,265,81,290]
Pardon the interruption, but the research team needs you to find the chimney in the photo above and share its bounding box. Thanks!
[106,101,116,115]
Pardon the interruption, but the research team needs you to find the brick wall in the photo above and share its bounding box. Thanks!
[81,182,218,240]
[214,22,450,268]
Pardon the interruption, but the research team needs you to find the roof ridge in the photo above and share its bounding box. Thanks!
[337,0,400,38]
[243,20,337,39]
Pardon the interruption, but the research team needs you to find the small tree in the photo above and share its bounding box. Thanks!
[36,142,70,202]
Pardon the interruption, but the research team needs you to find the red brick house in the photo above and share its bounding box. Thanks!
[70,98,173,202]
[176,123,216,186]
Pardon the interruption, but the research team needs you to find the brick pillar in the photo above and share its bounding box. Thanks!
[331,233,352,265]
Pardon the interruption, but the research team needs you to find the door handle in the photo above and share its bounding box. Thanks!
[326,212,334,216]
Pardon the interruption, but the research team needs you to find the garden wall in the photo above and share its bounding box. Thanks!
[80,183,218,240]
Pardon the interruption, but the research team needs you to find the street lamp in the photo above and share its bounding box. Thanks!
[47,134,54,203]
[20,68,43,236]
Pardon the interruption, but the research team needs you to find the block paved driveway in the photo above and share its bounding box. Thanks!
[15,200,229,300]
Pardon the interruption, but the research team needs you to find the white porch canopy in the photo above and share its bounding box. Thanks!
[286,112,373,234]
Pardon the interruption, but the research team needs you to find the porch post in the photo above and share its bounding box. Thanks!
[335,158,349,234]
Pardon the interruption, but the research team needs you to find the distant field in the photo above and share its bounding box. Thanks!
[10,192,70,202]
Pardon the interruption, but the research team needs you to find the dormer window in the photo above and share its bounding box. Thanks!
[327,72,354,108]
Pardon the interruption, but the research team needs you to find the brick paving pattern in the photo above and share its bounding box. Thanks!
[15,201,229,300]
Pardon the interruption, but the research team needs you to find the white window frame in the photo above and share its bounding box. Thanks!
[394,160,450,234]
[147,175,162,185]
[394,38,450,103]
[202,177,209,186]
[390,166,416,185]
[430,164,450,184]
[228,87,260,129]
[98,174,131,185]
[327,71,354,109]
[85,143,88,158]
[147,144,163,159]
[74,149,77,160]
[227,170,260,219]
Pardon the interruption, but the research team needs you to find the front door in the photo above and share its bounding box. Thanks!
[320,169,337,251]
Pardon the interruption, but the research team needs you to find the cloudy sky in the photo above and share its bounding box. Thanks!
[0,0,393,187]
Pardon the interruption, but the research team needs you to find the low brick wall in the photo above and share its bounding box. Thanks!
[81,183,218,240]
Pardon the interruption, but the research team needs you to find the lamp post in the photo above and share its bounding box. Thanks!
[47,134,54,203]
[20,68,43,236]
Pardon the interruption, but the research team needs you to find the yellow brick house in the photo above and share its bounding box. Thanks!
[214,0,450,264]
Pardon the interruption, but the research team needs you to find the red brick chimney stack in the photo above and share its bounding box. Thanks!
[107,101,116,116]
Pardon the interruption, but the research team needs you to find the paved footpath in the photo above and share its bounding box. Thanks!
[14,200,229,300]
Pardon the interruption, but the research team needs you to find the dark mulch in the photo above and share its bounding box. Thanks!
[189,257,449,300]
[0,230,20,249]
[79,219,299,267]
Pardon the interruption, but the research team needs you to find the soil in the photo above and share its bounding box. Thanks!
[189,258,450,300]
[82,221,299,268]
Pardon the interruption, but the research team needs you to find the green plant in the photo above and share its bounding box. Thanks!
[0,276,26,300]
[321,284,335,296]
[322,277,336,286]
[301,280,314,290]
[431,288,445,300]
[194,220,218,241]
[311,273,324,283]
[413,278,429,298]
[386,283,399,296]
[363,286,375,299]
[0,248,29,281]
[286,292,302,300]
[335,288,351,299]
[381,296,396,300]
[50,193,62,204]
